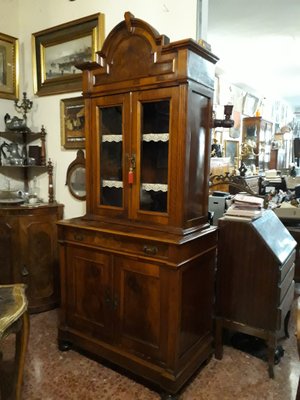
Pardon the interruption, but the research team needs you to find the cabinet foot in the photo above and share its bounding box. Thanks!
[214,318,224,360]
[160,393,179,400]
[58,339,72,352]
[268,364,274,379]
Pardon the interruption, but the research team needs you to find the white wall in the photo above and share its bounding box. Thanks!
[1,0,198,218]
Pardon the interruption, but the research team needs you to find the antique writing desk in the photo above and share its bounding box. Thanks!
[215,210,296,378]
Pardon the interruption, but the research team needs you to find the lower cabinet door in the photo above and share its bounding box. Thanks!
[20,213,60,312]
[113,256,168,365]
[0,217,16,283]
[65,246,114,342]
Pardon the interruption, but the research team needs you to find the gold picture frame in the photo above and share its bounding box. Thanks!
[32,13,105,96]
[60,96,85,149]
[225,140,239,166]
[0,32,19,100]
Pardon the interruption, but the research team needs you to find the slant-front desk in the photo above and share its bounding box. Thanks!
[215,210,296,378]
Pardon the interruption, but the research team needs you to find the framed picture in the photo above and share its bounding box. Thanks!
[242,93,259,116]
[32,13,105,96]
[0,33,19,100]
[61,96,85,149]
[225,140,239,166]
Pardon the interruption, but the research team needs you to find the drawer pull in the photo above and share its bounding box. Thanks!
[74,233,84,241]
[143,245,158,256]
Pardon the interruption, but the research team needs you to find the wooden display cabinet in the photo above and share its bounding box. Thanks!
[57,12,218,397]
[242,116,273,171]
[0,120,64,313]
[0,203,63,313]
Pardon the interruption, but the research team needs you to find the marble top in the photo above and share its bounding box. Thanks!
[0,284,28,339]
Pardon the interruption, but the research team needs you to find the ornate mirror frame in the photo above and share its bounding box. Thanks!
[65,149,86,200]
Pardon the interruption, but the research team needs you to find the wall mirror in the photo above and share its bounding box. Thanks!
[65,149,86,200]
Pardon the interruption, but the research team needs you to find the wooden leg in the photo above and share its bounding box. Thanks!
[215,318,224,360]
[14,311,30,400]
[267,332,276,379]
[284,310,291,338]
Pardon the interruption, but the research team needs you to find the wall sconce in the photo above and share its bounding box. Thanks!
[213,105,234,128]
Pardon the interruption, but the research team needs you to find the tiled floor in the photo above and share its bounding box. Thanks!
[1,298,300,400]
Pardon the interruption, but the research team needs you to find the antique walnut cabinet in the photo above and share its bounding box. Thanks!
[0,123,63,313]
[0,203,63,313]
[57,12,218,396]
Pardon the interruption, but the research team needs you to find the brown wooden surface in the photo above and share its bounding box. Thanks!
[58,222,217,393]
[58,12,218,396]
[0,203,64,313]
[78,12,217,235]
[0,284,30,400]
[215,211,296,377]
[281,224,300,282]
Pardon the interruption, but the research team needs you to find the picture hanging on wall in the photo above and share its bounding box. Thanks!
[60,96,85,149]
[0,32,19,100]
[32,13,105,96]
[242,93,259,116]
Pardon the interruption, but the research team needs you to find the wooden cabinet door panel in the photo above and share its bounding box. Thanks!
[66,246,114,342]
[114,256,167,364]
[0,218,16,283]
[20,215,58,305]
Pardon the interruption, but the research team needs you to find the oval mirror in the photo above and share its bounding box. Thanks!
[66,149,86,200]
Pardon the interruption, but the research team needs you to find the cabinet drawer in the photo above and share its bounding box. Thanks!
[278,263,295,303]
[276,279,295,330]
[279,250,296,282]
[63,228,169,259]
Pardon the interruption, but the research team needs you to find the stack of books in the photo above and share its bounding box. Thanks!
[224,193,264,221]
[265,169,282,183]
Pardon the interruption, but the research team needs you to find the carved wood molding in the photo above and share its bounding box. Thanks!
[209,172,262,197]
[209,173,269,209]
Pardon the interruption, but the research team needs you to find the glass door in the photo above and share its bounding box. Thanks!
[131,88,176,225]
[100,105,123,207]
[140,100,169,212]
[91,94,130,219]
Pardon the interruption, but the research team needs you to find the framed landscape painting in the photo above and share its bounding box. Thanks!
[0,33,18,100]
[32,13,105,96]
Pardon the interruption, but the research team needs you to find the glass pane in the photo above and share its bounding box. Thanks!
[140,101,169,212]
[99,106,123,207]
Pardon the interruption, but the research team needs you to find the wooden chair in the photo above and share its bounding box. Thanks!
[0,284,30,400]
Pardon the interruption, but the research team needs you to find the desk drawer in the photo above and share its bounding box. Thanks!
[63,227,169,260]
[279,250,296,282]
[277,280,295,330]
[278,263,295,303]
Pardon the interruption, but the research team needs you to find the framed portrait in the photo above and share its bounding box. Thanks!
[61,96,85,149]
[225,140,239,166]
[32,13,105,96]
[0,33,19,100]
